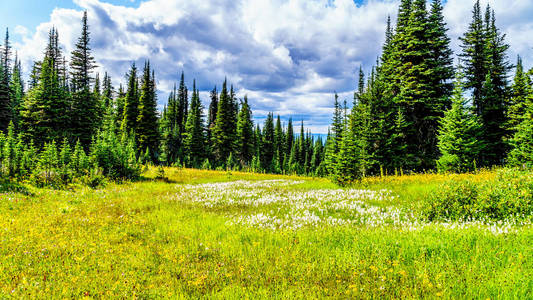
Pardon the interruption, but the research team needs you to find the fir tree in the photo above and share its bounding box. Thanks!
[183,80,205,166]
[507,56,530,132]
[507,102,533,168]
[21,56,69,146]
[262,113,275,170]
[121,63,139,134]
[70,11,98,148]
[211,79,236,162]
[236,95,254,166]
[10,56,24,131]
[136,63,160,162]
[437,71,483,173]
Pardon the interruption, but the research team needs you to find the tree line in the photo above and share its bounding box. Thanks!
[0,11,326,186]
[326,0,533,184]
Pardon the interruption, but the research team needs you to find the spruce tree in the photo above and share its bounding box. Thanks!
[508,56,531,131]
[9,56,23,131]
[324,93,343,174]
[121,63,139,134]
[262,113,275,170]
[236,95,254,166]
[0,29,11,132]
[21,56,69,145]
[460,0,487,111]
[437,71,483,173]
[507,102,533,168]
[177,72,188,135]
[136,63,160,162]
[70,11,98,148]
[211,79,235,162]
[183,80,205,166]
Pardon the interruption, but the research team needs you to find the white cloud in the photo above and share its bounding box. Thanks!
[12,0,533,133]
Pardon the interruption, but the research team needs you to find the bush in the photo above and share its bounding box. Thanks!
[423,168,533,221]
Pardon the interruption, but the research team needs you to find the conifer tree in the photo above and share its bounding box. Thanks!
[21,56,69,145]
[507,56,530,132]
[460,0,486,110]
[262,113,275,170]
[70,11,98,148]
[9,56,23,131]
[437,71,483,173]
[0,29,11,132]
[236,95,254,165]
[480,72,507,165]
[212,79,235,162]
[274,115,284,168]
[207,86,218,143]
[183,80,205,166]
[507,102,533,168]
[177,72,188,135]
[285,118,294,154]
[121,63,139,134]
[136,63,159,162]
[324,93,343,173]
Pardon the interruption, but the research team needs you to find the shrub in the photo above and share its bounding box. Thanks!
[423,168,533,221]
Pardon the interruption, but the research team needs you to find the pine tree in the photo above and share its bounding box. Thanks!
[437,71,483,173]
[236,95,254,166]
[183,80,205,166]
[70,11,98,148]
[136,62,160,162]
[285,118,294,154]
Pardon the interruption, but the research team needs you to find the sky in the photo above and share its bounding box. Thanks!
[2,0,533,133]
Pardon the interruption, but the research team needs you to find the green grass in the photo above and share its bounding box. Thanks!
[0,168,531,298]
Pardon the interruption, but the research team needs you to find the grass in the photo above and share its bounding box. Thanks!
[0,168,531,298]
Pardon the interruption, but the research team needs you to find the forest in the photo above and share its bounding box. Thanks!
[0,0,531,188]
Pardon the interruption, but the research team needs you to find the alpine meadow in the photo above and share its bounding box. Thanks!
[0,0,532,298]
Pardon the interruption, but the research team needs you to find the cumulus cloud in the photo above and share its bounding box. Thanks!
[11,0,533,132]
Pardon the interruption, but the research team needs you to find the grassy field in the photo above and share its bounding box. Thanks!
[0,168,531,298]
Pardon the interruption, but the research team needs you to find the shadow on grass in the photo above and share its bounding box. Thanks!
[0,179,33,196]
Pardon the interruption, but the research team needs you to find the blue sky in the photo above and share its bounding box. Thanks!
[3,0,533,133]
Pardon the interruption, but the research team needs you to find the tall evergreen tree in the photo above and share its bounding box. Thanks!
[10,56,24,131]
[70,11,98,147]
[121,63,139,134]
[21,57,69,145]
[0,29,11,132]
[508,56,531,131]
[136,62,160,161]
[324,93,343,174]
[262,113,275,170]
[183,80,205,166]
[177,72,188,135]
[211,79,235,162]
[236,95,254,166]
[437,70,483,173]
